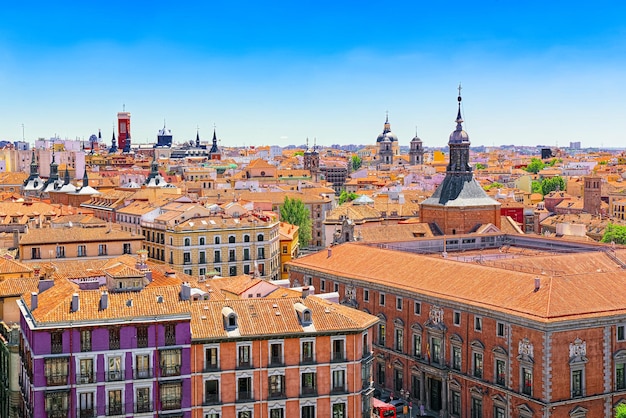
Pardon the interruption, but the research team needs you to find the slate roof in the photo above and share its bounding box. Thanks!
[421,174,500,207]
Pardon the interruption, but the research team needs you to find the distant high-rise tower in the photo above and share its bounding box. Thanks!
[583,176,601,215]
[303,138,319,182]
[117,110,131,151]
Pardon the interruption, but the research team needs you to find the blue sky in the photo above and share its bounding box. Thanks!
[1,1,625,148]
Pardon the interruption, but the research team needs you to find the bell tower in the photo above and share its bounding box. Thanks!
[117,107,131,151]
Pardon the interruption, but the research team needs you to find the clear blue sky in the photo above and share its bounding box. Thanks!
[1,1,625,148]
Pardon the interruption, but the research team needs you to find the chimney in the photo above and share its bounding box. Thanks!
[31,292,38,311]
[100,291,109,310]
[302,286,310,298]
[71,293,80,312]
[165,270,176,278]
[38,278,54,293]
[327,247,332,258]
[534,278,541,292]
[181,282,191,301]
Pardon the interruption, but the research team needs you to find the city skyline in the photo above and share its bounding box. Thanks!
[1,2,625,148]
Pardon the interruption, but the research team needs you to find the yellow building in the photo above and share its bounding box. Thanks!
[279,222,299,279]
[142,211,281,280]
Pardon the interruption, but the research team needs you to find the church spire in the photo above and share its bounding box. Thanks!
[109,128,118,153]
[196,128,201,148]
[82,168,89,187]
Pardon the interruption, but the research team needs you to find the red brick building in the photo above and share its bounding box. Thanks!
[288,238,626,418]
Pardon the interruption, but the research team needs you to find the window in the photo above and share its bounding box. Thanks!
[452,346,462,371]
[56,245,65,258]
[230,266,237,276]
[334,282,339,292]
[79,391,94,417]
[377,362,385,386]
[45,357,69,386]
[80,330,91,352]
[617,354,626,390]
[473,352,483,378]
[214,236,221,244]
[302,340,314,364]
[395,327,404,352]
[46,391,69,416]
[229,249,236,262]
[205,379,219,404]
[257,247,265,259]
[107,356,123,381]
[183,252,191,264]
[238,376,253,401]
[123,243,131,254]
[51,331,63,354]
[257,233,264,242]
[98,244,107,256]
[160,349,182,377]
[454,311,461,326]
[333,403,346,418]
[301,371,317,396]
[302,405,315,418]
[413,333,422,358]
[270,342,283,366]
[332,338,345,362]
[238,345,251,368]
[136,326,148,348]
[431,337,441,364]
[619,325,626,341]
[497,322,506,337]
[109,328,120,350]
[199,237,205,245]
[471,397,482,418]
[522,367,533,396]
[378,323,386,346]
[136,387,151,413]
[451,390,461,416]
[199,251,206,264]
[494,406,505,418]
[77,245,87,257]
[270,408,284,418]
[379,293,385,306]
[394,367,403,392]
[572,369,583,397]
[268,374,285,398]
[364,289,369,302]
[31,247,41,259]
[282,245,287,254]
[135,354,151,379]
[161,382,182,410]
[414,301,421,315]
[321,280,326,291]
[79,358,94,383]
[243,248,250,260]
[496,359,506,386]
[396,297,402,310]
[205,346,219,371]
[108,389,123,415]
[244,234,250,243]
[474,316,482,332]
[229,236,236,243]
[165,323,176,345]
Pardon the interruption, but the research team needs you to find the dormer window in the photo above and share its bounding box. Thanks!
[294,303,312,326]
[222,307,238,331]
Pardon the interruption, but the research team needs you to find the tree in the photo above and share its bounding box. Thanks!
[294,151,304,157]
[601,223,626,245]
[615,403,626,418]
[475,163,486,170]
[541,176,565,195]
[280,197,312,248]
[338,191,359,205]
[531,181,543,194]
[525,158,545,174]
[351,155,362,171]
[483,181,503,191]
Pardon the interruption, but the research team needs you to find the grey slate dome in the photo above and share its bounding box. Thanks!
[448,104,470,144]
[376,114,398,142]
[411,134,422,143]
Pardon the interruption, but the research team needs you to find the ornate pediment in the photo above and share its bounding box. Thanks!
[425,305,447,331]
[569,338,588,364]
[517,338,534,363]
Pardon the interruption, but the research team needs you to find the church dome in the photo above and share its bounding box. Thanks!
[376,131,398,142]
[411,134,422,143]
[449,128,469,144]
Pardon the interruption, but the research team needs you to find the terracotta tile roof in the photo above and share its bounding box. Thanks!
[19,226,143,245]
[288,242,626,322]
[0,258,33,275]
[190,295,378,340]
[0,277,39,297]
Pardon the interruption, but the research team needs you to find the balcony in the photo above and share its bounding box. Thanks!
[109,339,120,350]
[268,390,286,400]
[300,356,315,366]
[214,257,221,263]
[269,356,283,367]
[135,402,153,414]
[51,342,63,354]
[161,365,181,377]
[106,403,124,416]
[106,370,124,382]
[79,408,96,418]
[46,374,68,386]
[237,361,252,370]
[46,409,69,418]
[203,394,220,405]
[77,373,95,384]
[332,351,345,362]
[133,368,154,380]
[331,385,348,395]
[301,387,317,397]
[203,363,219,373]
[161,398,182,411]
[237,391,254,402]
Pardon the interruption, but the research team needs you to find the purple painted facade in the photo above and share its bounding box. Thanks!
[19,312,192,418]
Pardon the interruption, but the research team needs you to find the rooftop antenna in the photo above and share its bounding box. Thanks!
[21,124,25,142]
[123,103,126,112]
